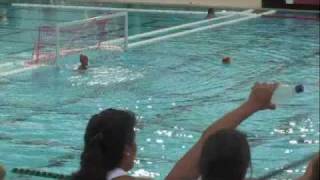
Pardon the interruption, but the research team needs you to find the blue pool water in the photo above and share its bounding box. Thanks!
[0,4,319,180]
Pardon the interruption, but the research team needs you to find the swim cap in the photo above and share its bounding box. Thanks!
[80,54,89,65]
[295,84,304,93]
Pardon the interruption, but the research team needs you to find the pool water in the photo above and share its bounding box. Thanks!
[0,4,319,180]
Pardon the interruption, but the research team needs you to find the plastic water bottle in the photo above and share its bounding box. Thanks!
[271,84,304,104]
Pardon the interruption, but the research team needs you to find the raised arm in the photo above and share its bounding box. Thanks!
[298,153,319,180]
[166,83,277,180]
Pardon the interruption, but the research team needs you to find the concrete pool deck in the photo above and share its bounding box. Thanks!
[74,0,263,9]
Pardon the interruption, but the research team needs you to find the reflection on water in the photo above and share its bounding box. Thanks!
[68,66,143,87]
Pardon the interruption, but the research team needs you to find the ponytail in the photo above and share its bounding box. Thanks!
[72,109,136,180]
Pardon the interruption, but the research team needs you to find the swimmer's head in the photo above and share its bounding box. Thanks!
[222,57,231,64]
[208,8,215,15]
[80,54,89,66]
[0,9,7,20]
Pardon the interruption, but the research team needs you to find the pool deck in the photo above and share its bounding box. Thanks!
[75,0,262,9]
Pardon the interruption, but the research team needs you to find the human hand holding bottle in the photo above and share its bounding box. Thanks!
[246,82,278,111]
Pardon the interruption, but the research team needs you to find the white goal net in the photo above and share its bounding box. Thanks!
[27,12,128,65]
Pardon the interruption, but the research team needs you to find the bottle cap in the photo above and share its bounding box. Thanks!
[295,84,304,93]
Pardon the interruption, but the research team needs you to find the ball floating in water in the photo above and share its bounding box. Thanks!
[222,57,231,64]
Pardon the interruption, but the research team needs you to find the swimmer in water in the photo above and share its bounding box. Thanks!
[0,9,8,22]
[0,78,10,85]
[222,56,231,64]
[78,54,89,71]
[206,8,215,19]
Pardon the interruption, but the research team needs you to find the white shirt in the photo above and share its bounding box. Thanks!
[106,168,128,180]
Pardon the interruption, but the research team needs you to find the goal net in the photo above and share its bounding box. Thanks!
[27,12,128,65]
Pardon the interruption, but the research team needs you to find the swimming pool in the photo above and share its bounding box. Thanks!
[0,3,319,180]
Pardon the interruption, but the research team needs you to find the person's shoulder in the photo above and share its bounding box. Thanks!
[114,176,135,180]
[134,177,153,180]
[115,176,153,180]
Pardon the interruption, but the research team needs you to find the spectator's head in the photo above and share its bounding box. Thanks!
[80,54,89,66]
[0,165,5,180]
[72,109,137,180]
[199,129,251,180]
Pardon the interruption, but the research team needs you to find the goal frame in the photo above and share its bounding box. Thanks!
[29,12,128,65]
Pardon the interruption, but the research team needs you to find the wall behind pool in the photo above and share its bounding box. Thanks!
[263,0,320,10]
[71,0,263,9]
[4,0,319,10]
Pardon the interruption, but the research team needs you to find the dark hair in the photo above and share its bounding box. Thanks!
[199,129,251,180]
[208,8,215,14]
[72,109,136,180]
